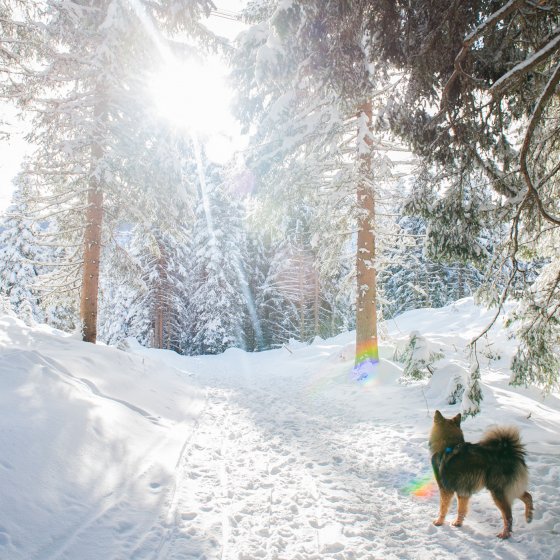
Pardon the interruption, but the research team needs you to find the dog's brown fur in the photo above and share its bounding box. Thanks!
[430,410,534,539]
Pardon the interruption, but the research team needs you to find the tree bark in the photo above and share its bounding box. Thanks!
[80,98,105,343]
[80,175,103,343]
[153,243,166,349]
[355,100,378,369]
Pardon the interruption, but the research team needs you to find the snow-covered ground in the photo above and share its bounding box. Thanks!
[1,299,559,560]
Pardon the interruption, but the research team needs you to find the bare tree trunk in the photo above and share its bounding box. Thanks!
[153,245,166,349]
[457,266,465,299]
[80,92,107,343]
[314,268,320,335]
[80,146,104,343]
[154,287,164,349]
[355,100,378,369]
[298,252,305,341]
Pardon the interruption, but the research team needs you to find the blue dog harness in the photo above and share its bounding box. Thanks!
[431,444,464,488]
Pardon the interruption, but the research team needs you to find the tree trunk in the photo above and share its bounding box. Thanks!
[355,100,378,370]
[80,98,106,343]
[314,268,320,336]
[457,266,465,299]
[153,242,167,349]
[154,288,164,349]
[80,180,103,343]
[298,251,305,341]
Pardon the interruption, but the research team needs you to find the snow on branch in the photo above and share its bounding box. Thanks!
[490,32,560,96]
[518,61,560,227]
[441,0,524,108]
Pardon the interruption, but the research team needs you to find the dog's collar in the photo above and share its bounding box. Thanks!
[432,444,460,465]
[432,443,464,488]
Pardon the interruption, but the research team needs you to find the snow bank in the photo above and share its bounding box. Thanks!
[0,314,205,559]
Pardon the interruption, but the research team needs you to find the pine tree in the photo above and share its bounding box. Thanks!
[233,0,404,368]
[243,228,269,350]
[0,187,43,323]
[187,165,250,355]
[369,0,560,397]
[98,220,192,353]
[379,215,485,319]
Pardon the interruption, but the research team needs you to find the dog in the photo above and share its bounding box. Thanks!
[429,410,533,538]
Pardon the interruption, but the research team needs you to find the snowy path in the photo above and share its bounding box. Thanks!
[129,348,554,560]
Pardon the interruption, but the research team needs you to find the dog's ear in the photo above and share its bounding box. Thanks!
[452,413,462,426]
[434,410,444,423]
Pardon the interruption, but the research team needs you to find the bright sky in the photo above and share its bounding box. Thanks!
[0,1,247,214]
[0,104,31,213]
[208,1,247,41]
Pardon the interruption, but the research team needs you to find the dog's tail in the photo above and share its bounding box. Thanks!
[481,426,530,504]
[479,426,527,463]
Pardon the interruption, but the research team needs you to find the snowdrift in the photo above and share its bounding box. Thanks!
[0,313,205,559]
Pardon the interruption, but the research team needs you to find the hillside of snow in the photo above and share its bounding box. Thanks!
[1,299,559,560]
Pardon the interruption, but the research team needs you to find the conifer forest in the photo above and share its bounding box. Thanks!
[1,0,559,408]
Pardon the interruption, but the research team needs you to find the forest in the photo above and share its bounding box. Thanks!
[0,0,559,412]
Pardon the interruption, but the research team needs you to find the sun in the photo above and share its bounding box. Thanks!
[150,57,225,131]
[149,56,240,163]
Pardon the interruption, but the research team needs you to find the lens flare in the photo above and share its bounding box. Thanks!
[402,473,437,498]
[351,338,379,385]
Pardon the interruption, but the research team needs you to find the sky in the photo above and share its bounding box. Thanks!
[0,106,30,213]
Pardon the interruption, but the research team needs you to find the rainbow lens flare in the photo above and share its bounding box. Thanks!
[403,473,438,498]
[351,338,379,384]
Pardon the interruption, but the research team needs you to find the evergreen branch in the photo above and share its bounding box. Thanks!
[519,61,560,226]
[490,32,560,96]
[470,260,517,347]
[537,159,560,189]
[440,0,525,109]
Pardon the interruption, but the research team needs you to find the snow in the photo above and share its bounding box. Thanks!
[1,298,559,559]
[490,34,560,95]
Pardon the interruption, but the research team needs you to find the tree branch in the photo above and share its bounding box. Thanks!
[519,61,560,226]
[490,32,560,96]
[440,0,525,108]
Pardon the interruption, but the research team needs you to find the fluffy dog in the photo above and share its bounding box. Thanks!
[429,410,533,538]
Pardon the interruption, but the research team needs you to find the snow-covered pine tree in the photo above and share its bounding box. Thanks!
[257,236,301,346]
[379,215,484,319]
[243,227,269,351]
[510,234,560,393]
[0,0,215,343]
[233,0,404,369]
[0,186,43,323]
[98,219,192,353]
[98,238,151,348]
[261,229,318,344]
[187,164,250,355]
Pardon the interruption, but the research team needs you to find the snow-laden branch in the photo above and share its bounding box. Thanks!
[519,61,560,227]
[490,32,560,96]
[441,0,524,107]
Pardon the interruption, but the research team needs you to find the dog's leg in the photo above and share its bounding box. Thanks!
[434,490,454,526]
[490,491,513,539]
[452,495,469,527]
[520,491,533,523]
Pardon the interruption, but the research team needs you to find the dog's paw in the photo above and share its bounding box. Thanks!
[497,529,512,539]
[433,518,445,526]
[451,519,463,527]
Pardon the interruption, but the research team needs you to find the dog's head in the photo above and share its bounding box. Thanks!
[429,410,465,453]
[434,410,461,427]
